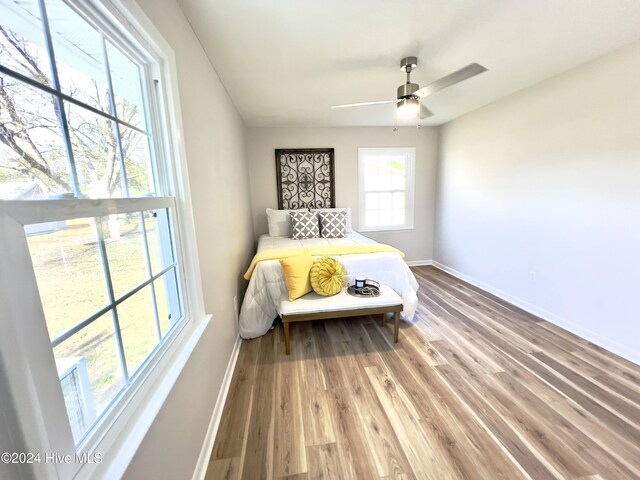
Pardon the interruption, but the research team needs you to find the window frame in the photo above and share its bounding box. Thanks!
[0,1,207,478]
[358,147,416,232]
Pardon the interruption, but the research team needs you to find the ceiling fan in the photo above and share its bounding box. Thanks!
[331,57,487,119]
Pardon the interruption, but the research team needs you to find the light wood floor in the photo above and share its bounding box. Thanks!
[206,266,640,480]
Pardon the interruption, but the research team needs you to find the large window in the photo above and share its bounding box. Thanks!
[0,0,193,474]
[358,147,415,231]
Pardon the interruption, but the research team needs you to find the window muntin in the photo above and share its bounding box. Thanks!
[1,0,187,454]
[358,147,415,231]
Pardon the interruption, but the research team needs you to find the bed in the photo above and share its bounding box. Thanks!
[239,231,419,339]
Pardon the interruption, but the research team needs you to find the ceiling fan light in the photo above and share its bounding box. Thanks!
[396,97,419,116]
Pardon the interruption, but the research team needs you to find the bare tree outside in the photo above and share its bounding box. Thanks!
[0,6,152,200]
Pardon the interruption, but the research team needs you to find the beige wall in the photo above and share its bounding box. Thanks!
[246,127,439,262]
[435,40,640,364]
[123,0,254,478]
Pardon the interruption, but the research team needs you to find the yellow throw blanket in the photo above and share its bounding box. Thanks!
[244,244,405,280]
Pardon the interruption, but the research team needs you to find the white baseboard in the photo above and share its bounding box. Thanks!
[406,259,433,267]
[432,261,640,366]
[192,335,243,480]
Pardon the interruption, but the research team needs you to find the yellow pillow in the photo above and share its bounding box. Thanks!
[310,256,345,296]
[280,251,314,301]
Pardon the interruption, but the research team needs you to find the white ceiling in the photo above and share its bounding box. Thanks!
[177,0,640,127]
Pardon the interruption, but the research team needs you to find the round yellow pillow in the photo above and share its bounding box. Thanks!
[310,256,345,296]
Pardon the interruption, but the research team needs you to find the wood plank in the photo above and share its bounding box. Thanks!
[593,373,640,407]
[211,337,260,460]
[323,318,351,343]
[571,347,640,392]
[532,351,640,427]
[334,335,414,478]
[401,324,446,366]
[420,268,581,354]
[241,333,276,480]
[493,370,640,479]
[365,324,527,480]
[312,321,359,390]
[205,457,240,480]
[365,365,459,479]
[277,474,309,480]
[479,374,594,478]
[326,387,379,480]
[273,347,308,476]
[294,323,337,447]
[436,364,558,480]
[306,443,355,480]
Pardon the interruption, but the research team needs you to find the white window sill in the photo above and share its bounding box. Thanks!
[358,226,415,233]
[74,314,212,480]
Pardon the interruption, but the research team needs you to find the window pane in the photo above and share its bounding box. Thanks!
[389,156,406,170]
[117,285,159,376]
[53,311,125,444]
[106,41,146,130]
[365,210,378,227]
[364,158,380,175]
[45,0,111,113]
[365,192,379,210]
[0,81,73,198]
[100,212,148,299]
[0,1,51,84]
[379,192,392,206]
[364,172,378,192]
[392,208,406,225]
[379,209,393,226]
[393,192,405,209]
[66,102,123,198]
[26,218,110,340]
[390,173,405,190]
[154,268,181,337]
[120,125,154,197]
[144,208,174,275]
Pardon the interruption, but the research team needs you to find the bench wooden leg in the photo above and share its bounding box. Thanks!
[381,313,386,327]
[393,311,400,343]
[284,318,291,355]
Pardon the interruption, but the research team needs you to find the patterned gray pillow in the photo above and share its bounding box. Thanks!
[291,211,320,239]
[319,210,347,238]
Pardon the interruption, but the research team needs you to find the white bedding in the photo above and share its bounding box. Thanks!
[239,232,419,339]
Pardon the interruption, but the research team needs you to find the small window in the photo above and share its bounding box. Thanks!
[358,147,415,231]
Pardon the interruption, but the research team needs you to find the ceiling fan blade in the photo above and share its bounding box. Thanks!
[414,63,487,99]
[331,100,397,109]
[419,103,433,119]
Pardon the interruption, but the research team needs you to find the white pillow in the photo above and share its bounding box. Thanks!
[266,208,308,237]
[311,208,353,233]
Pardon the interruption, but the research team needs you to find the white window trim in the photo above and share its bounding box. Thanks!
[358,147,416,232]
[0,0,208,478]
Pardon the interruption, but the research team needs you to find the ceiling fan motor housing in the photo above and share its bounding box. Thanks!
[400,56,418,72]
[397,82,419,99]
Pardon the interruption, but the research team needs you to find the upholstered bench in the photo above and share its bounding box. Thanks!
[278,285,403,355]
